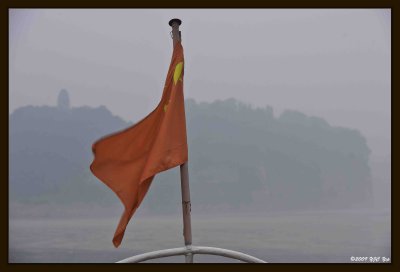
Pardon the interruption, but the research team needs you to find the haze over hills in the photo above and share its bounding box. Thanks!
[9,89,381,215]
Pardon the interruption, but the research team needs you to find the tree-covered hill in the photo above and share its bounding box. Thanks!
[9,93,373,213]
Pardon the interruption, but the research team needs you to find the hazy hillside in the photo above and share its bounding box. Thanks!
[9,103,129,203]
[9,92,373,213]
[185,98,373,211]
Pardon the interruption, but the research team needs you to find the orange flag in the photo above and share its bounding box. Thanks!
[90,41,188,248]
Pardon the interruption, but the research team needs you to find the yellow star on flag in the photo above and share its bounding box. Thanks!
[173,62,184,85]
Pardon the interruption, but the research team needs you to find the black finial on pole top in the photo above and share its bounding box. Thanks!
[169,18,182,45]
[169,18,182,26]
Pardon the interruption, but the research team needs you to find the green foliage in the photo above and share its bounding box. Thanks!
[9,98,373,212]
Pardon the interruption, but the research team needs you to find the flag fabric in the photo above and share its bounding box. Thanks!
[90,41,188,248]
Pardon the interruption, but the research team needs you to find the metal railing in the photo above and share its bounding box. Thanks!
[117,245,267,263]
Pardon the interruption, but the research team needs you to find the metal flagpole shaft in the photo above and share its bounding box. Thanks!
[169,18,193,263]
[180,162,193,263]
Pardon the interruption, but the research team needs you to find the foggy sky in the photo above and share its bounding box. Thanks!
[9,9,391,160]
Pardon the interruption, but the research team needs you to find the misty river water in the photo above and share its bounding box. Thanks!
[9,208,390,263]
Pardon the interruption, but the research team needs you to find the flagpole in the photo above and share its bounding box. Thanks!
[169,18,193,263]
[180,162,193,263]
